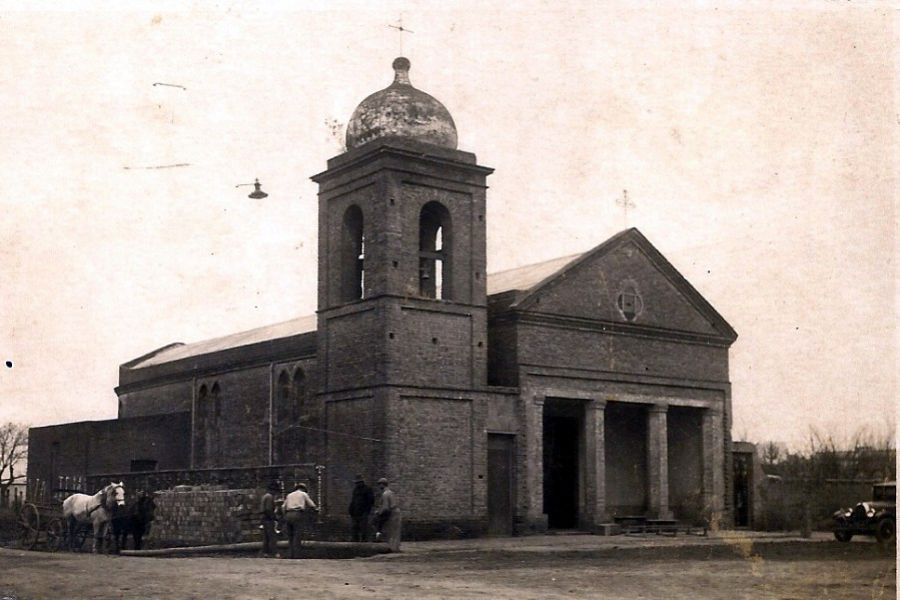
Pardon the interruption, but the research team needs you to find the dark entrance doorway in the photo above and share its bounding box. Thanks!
[487,434,515,535]
[733,451,752,527]
[543,399,583,529]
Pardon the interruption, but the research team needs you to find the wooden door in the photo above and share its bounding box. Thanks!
[487,434,515,536]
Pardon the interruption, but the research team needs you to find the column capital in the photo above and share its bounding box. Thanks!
[532,396,545,407]
[589,399,607,410]
[648,403,668,414]
[703,405,723,418]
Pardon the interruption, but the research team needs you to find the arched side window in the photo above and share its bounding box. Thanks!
[341,205,365,302]
[211,382,222,422]
[293,369,308,460]
[419,201,452,299]
[292,369,307,423]
[195,384,209,466]
[273,371,291,464]
[276,370,291,426]
[198,384,209,413]
[210,382,222,464]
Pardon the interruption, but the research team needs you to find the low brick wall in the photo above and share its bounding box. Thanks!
[87,463,319,496]
[146,486,486,548]
[148,486,262,547]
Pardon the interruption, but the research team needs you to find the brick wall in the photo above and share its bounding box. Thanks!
[194,367,269,468]
[324,393,385,519]
[399,182,479,304]
[387,395,475,518]
[149,487,261,546]
[322,306,381,390]
[487,318,518,386]
[391,306,474,388]
[517,322,729,383]
[87,463,317,496]
[315,142,489,311]
[604,401,648,515]
[315,142,491,394]
[118,381,192,417]
[27,422,90,501]
[532,239,722,336]
[27,414,190,501]
[668,406,704,521]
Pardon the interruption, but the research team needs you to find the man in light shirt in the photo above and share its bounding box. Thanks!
[283,482,317,558]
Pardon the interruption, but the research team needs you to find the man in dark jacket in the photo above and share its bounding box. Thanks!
[348,475,375,542]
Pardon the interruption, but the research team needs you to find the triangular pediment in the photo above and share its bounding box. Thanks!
[510,229,737,343]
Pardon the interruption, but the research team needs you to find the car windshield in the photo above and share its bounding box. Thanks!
[872,485,896,501]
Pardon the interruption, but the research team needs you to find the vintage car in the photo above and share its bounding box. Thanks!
[832,481,895,544]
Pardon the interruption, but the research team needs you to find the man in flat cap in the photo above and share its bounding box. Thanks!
[283,482,317,558]
[373,477,401,551]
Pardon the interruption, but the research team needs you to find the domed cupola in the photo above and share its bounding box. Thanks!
[345,57,458,150]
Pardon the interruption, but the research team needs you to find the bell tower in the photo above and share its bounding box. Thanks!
[314,58,496,533]
[312,58,493,393]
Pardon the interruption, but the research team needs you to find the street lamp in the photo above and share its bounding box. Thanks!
[235,178,268,199]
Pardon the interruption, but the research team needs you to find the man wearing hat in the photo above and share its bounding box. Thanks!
[283,482,317,558]
[259,481,280,557]
[348,475,374,542]
[373,477,401,551]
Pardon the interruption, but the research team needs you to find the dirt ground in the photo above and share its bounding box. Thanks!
[0,536,894,600]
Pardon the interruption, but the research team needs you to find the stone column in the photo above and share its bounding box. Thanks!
[524,394,547,532]
[647,404,672,519]
[702,406,725,528]
[584,399,607,527]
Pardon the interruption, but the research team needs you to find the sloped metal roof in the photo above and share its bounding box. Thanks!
[130,254,584,370]
[486,253,583,296]
[132,314,317,368]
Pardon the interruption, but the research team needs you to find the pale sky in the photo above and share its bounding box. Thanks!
[0,2,896,450]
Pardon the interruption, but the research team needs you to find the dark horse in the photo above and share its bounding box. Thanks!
[110,493,156,552]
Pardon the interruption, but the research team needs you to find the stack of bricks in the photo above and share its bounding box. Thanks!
[147,485,262,547]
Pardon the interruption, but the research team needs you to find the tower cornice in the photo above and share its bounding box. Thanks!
[312,138,493,187]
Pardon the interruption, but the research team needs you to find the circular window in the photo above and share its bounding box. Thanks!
[616,287,643,322]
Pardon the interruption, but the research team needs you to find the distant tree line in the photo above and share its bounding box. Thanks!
[760,425,895,482]
[755,425,895,534]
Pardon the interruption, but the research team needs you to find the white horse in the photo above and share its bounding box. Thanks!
[62,481,125,553]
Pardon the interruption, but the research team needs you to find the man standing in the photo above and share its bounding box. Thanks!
[348,475,374,542]
[374,477,401,552]
[260,481,279,558]
[283,482,317,558]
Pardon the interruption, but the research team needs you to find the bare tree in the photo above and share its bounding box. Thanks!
[760,441,783,471]
[0,422,28,503]
[759,424,896,535]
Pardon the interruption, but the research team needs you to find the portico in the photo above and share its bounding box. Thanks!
[523,387,728,531]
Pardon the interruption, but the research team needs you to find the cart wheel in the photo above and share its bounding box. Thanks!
[46,518,64,552]
[18,503,40,550]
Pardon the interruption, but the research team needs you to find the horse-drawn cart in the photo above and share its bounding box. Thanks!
[17,489,89,552]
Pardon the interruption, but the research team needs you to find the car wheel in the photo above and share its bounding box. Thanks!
[875,517,895,546]
[833,530,853,542]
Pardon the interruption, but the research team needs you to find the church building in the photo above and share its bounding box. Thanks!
[29,57,737,537]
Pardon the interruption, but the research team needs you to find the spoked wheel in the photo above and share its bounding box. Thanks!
[876,517,895,547]
[833,530,853,542]
[18,503,40,550]
[46,518,64,552]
